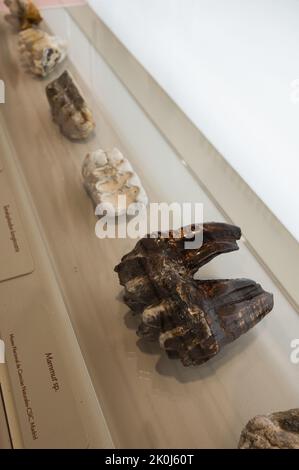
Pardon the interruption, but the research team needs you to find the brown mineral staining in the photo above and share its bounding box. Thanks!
[239,409,299,449]
[19,28,67,78]
[46,70,95,140]
[4,0,42,31]
[115,223,274,366]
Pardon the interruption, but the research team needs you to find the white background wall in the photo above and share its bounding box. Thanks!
[88,0,299,241]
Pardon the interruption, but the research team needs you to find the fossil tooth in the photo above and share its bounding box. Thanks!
[46,70,95,140]
[239,409,299,449]
[4,0,42,30]
[18,28,67,77]
[115,223,274,366]
[82,148,148,216]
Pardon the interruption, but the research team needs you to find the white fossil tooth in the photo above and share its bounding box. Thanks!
[82,148,148,216]
[18,28,67,78]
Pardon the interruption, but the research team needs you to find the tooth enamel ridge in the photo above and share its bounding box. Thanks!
[82,148,148,216]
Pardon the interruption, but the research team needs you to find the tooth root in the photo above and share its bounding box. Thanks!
[183,223,242,273]
[197,279,274,341]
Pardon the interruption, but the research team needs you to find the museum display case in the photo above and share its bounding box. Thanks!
[0,1,298,449]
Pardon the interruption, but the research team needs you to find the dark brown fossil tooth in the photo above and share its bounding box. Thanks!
[115,223,274,366]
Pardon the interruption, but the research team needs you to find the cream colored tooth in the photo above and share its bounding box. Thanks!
[82,148,148,216]
[18,28,67,78]
[95,171,132,193]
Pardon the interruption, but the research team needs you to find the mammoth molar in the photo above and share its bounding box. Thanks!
[115,223,274,366]
[82,148,148,216]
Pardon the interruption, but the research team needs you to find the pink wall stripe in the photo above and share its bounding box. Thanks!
[0,0,86,11]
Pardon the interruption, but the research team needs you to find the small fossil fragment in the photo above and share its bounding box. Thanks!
[239,409,299,449]
[46,70,95,140]
[82,148,148,216]
[4,0,42,30]
[19,28,67,77]
[115,223,274,366]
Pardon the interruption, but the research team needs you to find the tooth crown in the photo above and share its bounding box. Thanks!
[82,148,148,216]
[115,223,274,366]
